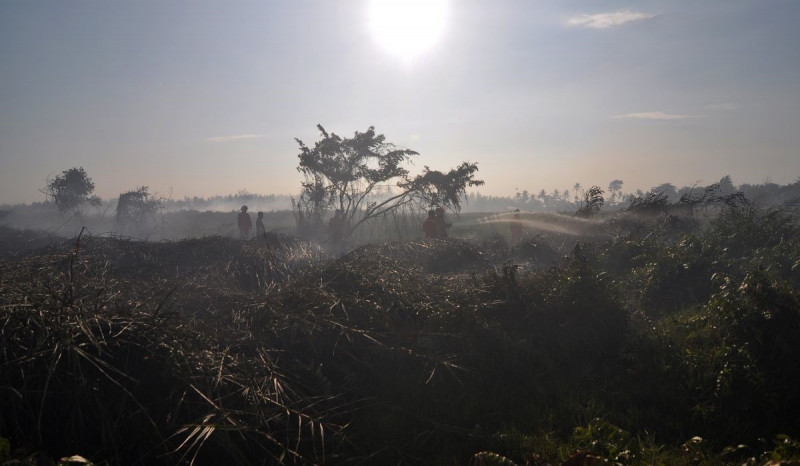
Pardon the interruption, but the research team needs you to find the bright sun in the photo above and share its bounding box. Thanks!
[368,0,448,63]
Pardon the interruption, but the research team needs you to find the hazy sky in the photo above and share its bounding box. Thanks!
[2,0,799,204]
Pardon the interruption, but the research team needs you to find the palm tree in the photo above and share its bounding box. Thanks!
[538,189,548,209]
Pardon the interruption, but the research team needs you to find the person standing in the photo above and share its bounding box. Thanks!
[256,211,266,238]
[237,205,252,239]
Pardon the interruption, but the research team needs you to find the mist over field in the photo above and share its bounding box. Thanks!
[2,1,800,465]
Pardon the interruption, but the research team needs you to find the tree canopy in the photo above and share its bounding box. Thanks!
[576,185,605,217]
[40,167,101,215]
[294,125,483,238]
[115,186,162,237]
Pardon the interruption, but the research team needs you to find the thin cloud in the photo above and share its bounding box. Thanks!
[204,134,267,143]
[613,112,706,121]
[566,10,657,29]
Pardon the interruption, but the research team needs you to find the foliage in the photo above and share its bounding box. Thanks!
[637,234,718,315]
[294,125,483,238]
[627,190,671,215]
[0,234,335,464]
[3,197,800,464]
[115,186,162,237]
[677,268,800,441]
[576,186,604,217]
[40,167,101,215]
[291,175,328,239]
[608,179,624,205]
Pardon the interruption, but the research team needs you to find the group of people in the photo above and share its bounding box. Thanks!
[237,205,265,239]
[237,204,525,244]
[422,207,452,239]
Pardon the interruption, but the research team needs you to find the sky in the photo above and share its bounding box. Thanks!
[1,0,800,204]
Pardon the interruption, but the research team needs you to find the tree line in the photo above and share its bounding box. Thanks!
[466,175,800,213]
[27,127,800,238]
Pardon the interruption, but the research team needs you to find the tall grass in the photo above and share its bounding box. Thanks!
[2,200,800,464]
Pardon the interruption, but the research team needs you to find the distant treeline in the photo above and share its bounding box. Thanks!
[161,192,294,212]
[0,192,295,216]
[3,175,799,216]
[464,175,800,212]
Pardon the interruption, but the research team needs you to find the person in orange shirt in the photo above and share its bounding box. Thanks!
[237,205,252,239]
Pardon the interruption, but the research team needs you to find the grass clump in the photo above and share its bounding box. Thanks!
[0,233,339,464]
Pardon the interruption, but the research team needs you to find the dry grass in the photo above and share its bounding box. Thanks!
[0,231,492,464]
[0,232,342,464]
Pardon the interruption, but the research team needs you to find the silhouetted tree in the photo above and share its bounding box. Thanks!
[608,179,624,205]
[40,167,101,215]
[115,186,162,236]
[573,183,582,204]
[718,175,736,196]
[651,182,679,203]
[576,186,604,217]
[294,125,483,238]
[292,175,328,237]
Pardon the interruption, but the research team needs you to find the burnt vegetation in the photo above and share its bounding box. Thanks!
[2,186,800,465]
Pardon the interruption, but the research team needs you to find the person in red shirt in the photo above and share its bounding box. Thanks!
[422,210,438,238]
[509,209,523,243]
[237,205,252,239]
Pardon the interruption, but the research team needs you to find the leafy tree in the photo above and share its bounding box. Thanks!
[294,125,483,238]
[576,186,604,217]
[115,186,162,236]
[651,182,679,203]
[718,175,736,196]
[537,189,548,209]
[40,167,101,215]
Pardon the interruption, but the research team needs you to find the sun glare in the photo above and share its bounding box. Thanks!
[368,0,448,63]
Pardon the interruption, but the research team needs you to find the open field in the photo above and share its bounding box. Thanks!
[5,1,800,463]
[2,202,800,465]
